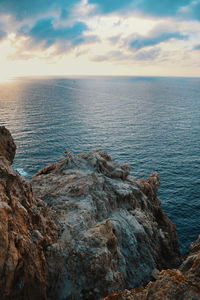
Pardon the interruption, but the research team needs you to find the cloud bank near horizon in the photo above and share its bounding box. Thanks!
[0,0,200,77]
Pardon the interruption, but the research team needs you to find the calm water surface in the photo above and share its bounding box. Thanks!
[0,76,199,253]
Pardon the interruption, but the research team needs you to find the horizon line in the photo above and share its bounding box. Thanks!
[10,74,200,80]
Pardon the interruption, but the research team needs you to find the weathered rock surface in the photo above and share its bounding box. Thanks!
[4,127,195,300]
[0,126,16,164]
[31,150,181,299]
[104,235,200,300]
[0,128,58,299]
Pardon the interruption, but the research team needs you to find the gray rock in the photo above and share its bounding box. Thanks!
[31,150,181,300]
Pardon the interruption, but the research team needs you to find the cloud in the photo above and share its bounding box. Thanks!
[134,48,160,60]
[136,0,192,17]
[0,0,80,20]
[88,0,200,23]
[1,0,194,21]
[179,1,200,21]
[0,0,199,68]
[123,22,188,50]
[27,18,88,48]
[14,18,99,57]
[91,50,130,62]
[91,55,109,62]
[129,32,187,50]
[88,0,133,13]
[0,1,95,56]
[108,35,121,44]
[91,48,160,63]
[92,20,191,65]
[0,29,7,40]
[1,0,198,25]
[192,2,200,20]
[88,0,193,16]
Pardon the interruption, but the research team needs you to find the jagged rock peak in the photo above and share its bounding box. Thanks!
[34,149,131,180]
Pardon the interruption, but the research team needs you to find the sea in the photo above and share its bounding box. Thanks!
[0,76,199,254]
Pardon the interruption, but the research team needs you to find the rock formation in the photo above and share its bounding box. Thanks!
[31,150,181,299]
[2,126,199,300]
[104,235,200,300]
[0,126,16,164]
[0,126,58,300]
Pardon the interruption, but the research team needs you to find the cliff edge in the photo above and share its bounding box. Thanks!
[1,127,198,300]
[0,127,58,300]
[104,235,200,300]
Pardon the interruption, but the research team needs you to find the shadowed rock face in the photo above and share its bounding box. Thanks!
[31,150,181,300]
[104,235,200,300]
[0,128,58,300]
[0,126,16,164]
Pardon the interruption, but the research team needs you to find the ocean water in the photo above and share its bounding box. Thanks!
[0,76,199,254]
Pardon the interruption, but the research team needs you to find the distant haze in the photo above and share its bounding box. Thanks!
[0,0,200,79]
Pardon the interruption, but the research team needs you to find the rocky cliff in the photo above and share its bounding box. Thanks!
[104,235,200,300]
[1,127,198,300]
[31,151,180,299]
[0,126,58,300]
[0,126,16,165]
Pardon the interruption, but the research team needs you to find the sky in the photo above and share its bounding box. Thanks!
[0,0,200,79]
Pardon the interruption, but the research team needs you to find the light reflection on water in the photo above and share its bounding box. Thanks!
[0,76,200,254]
